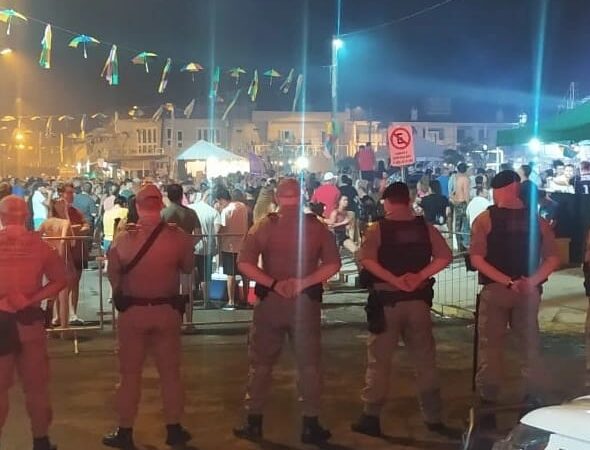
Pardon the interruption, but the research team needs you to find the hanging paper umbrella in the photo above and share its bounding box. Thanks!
[181,62,203,82]
[69,34,100,59]
[102,45,119,86]
[132,52,158,73]
[0,9,27,35]
[228,67,247,85]
[91,113,108,120]
[158,58,172,94]
[280,68,295,94]
[264,69,281,86]
[58,115,75,122]
[31,116,43,121]
[128,106,144,118]
[0,116,16,122]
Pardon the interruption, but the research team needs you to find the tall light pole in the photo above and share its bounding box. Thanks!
[331,36,343,163]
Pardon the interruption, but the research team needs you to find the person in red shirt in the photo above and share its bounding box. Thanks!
[311,172,341,219]
[355,143,376,183]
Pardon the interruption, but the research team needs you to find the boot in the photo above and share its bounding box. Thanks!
[351,413,382,437]
[301,416,331,445]
[165,424,192,447]
[33,437,57,450]
[102,427,135,449]
[233,414,263,441]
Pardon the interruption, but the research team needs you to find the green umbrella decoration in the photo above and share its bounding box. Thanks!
[131,51,158,73]
[228,67,247,85]
[69,34,100,59]
[0,9,27,35]
[264,69,281,86]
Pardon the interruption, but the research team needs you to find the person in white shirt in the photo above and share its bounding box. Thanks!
[189,190,222,302]
[31,183,51,230]
[466,187,492,228]
[215,187,250,310]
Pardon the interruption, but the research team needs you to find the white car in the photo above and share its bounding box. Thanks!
[493,396,590,449]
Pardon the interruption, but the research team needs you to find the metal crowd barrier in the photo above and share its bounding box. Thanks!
[41,235,107,354]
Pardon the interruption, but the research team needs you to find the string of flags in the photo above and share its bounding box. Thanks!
[0,6,305,112]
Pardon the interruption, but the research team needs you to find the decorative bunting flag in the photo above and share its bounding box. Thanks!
[210,67,220,98]
[184,99,195,118]
[292,74,304,112]
[101,45,119,86]
[229,67,246,85]
[264,69,281,86]
[113,111,119,133]
[152,105,164,121]
[281,68,295,94]
[69,34,100,59]
[248,70,259,102]
[0,9,27,35]
[181,62,203,82]
[132,52,158,73]
[39,24,52,69]
[80,114,87,139]
[45,116,53,137]
[158,58,172,94]
[222,90,242,120]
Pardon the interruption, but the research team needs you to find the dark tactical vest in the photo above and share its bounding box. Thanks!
[480,206,541,285]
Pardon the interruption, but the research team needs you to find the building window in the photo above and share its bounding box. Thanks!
[142,129,147,144]
[429,128,445,141]
[478,129,486,141]
[197,129,202,141]
[213,129,220,144]
[457,128,466,143]
[177,130,183,148]
[167,128,172,139]
[280,130,294,142]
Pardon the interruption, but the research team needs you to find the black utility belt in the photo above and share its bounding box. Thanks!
[373,278,436,305]
[15,307,45,325]
[114,294,188,313]
[255,283,324,302]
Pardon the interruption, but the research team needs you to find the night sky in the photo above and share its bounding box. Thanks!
[0,0,588,122]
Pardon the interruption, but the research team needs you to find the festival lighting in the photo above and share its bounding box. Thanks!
[0,48,12,56]
[295,156,309,171]
[528,138,542,154]
[332,37,344,50]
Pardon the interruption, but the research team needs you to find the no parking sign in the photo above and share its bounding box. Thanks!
[388,125,415,166]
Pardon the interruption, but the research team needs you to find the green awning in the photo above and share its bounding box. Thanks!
[497,102,590,146]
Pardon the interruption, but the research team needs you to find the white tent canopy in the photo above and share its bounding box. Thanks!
[177,140,247,161]
[177,140,249,178]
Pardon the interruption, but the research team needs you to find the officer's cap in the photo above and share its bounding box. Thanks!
[491,170,521,189]
[276,178,301,198]
[136,183,163,206]
[382,182,410,203]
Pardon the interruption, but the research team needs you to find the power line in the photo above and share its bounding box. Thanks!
[341,0,459,37]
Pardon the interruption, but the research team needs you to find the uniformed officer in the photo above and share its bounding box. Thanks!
[0,196,67,450]
[103,184,195,449]
[233,178,341,445]
[351,182,454,438]
[469,170,560,408]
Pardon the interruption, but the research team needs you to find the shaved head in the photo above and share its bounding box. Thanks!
[0,195,28,225]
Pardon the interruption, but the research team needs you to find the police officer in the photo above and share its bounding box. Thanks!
[0,196,67,450]
[103,185,195,449]
[470,170,560,408]
[351,182,454,438]
[233,178,341,445]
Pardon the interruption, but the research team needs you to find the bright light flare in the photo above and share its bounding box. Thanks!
[295,156,309,171]
[0,48,12,56]
[528,138,542,154]
[332,38,344,50]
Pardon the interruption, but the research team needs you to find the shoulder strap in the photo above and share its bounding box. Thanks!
[121,221,166,275]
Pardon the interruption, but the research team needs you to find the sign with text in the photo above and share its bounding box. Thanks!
[388,125,415,166]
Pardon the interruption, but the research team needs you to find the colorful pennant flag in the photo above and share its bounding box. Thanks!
[80,114,87,139]
[158,58,172,94]
[280,68,295,94]
[0,9,27,36]
[101,45,119,86]
[210,66,220,99]
[39,24,52,69]
[184,99,195,118]
[222,90,242,120]
[45,116,53,137]
[248,70,259,102]
[152,105,164,121]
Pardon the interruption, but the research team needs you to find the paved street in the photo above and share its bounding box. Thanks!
[2,264,589,450]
